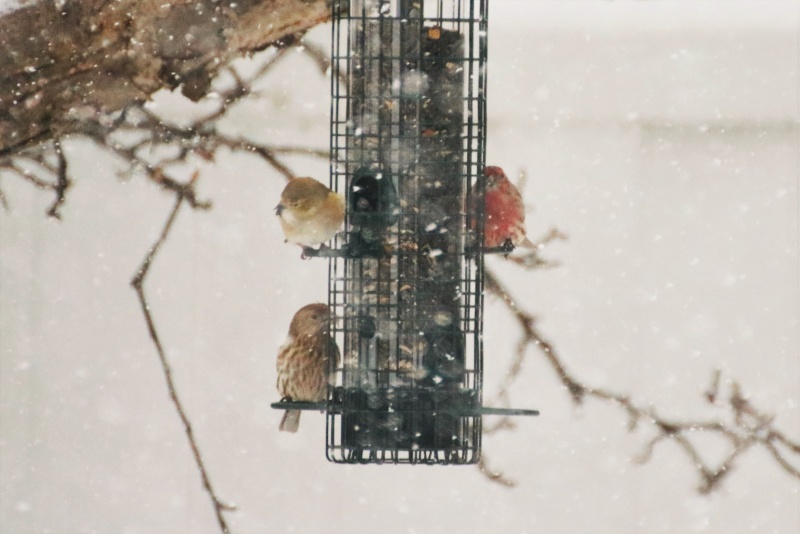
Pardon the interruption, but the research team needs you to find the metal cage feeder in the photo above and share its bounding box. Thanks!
[273,0,537,465]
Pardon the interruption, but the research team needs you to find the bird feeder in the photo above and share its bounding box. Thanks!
[273,0,537,464]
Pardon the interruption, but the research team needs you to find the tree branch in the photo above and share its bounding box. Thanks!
[46,139,70,219]
[478,263,800,492]
[131,174,235,534]
[0,0,331,154]
[477,456,516,488]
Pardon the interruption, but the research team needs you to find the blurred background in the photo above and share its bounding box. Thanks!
[1,1,798,532]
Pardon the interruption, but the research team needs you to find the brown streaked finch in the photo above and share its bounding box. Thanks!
[276,177,345,256]
[473,166,534,250]
[276,303,340,433]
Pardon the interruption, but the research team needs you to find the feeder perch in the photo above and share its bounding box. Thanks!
[273,0,538,465]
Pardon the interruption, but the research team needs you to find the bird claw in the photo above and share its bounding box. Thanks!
[300,244,332,260]
[500,239,516,258]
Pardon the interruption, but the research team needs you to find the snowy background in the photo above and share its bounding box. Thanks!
[1,1,798,533]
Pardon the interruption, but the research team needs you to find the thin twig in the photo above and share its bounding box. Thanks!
[478,264,800,492]
[219,139,296,181]
[271,145,330,159]
[197,48,292,123]
[297,40,331,76]
[7,44,319,217]
[0,127,52,160]
[4,160,56,190]
[131,181,235,534]
[1,43,339,534]
[502,227,568,269]
[46,139,70,219]
[477,455,516,488]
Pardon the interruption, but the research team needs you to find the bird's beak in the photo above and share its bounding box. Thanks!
[275,203,284,216]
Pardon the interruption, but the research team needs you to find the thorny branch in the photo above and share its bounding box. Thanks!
[478,253,800,493]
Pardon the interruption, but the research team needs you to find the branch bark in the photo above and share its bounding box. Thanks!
[0,0,330,156]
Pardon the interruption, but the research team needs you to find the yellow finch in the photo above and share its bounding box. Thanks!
[276,177,345,255]
[276,303,340,433]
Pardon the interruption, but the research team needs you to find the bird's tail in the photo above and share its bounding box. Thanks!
[518,237,536,249]
[280,410,301,433]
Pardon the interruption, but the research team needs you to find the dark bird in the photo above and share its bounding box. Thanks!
[348,167,399,254]
[357,314,377,340]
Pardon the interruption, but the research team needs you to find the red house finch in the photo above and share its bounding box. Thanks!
[474,166,534,249]
[276,177,345,254]
[276,303,340,433]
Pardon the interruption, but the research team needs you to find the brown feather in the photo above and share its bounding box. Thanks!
[276,303,340,433]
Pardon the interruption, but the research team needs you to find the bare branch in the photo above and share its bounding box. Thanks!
[0,25,335,534]
[477,263,800,492]
[477,455,517,488]
[502,227,568,269]
[131,175,235,534]
[297,38,350,91]
[46,140,70,219]
[3,160,57,191]
[271,145,330,160]
[297,40,332,77]
[2,33,337,216]
[198,47,294,124]
[773,430,800,454]
[765,439,800,478]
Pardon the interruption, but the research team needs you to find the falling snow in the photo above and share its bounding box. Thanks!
[0,1,798,533]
